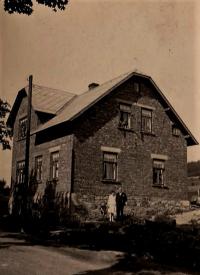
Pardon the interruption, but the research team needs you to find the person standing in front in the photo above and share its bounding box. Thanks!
[107,190,116,222]
[116,187,127,221]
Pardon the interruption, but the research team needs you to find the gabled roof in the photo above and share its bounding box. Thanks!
[7,85,76,127]
[32,71,198,146]
[21,72,198,148]
[33,71,132,134]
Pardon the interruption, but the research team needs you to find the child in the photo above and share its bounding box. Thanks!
[107,190,116,222]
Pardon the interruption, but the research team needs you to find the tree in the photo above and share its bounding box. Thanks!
[4,0,69,15]
[0,99,12,150]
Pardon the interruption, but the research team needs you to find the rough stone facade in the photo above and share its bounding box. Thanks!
[11,75,190,220]
[11,96,73,198]
[73,77,188,217]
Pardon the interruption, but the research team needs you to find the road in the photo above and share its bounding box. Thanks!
[0,231,193,275]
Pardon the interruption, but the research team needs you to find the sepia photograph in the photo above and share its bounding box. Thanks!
[0,0,200,274]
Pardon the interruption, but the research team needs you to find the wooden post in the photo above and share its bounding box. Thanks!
[23,75,33,218]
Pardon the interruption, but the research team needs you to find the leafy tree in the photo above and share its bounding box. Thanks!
[4,0,69,15]
[0,99,12,150]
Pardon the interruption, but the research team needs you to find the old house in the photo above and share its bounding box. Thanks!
[7,72,198,219]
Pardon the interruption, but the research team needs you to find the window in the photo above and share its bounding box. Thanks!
[16,161,25,184]
[18,117,27,139]
[172,125,180,136]
[35,156,42,181]
[119,104,131,129]
[103,152,118,181]
[134,82,140,93]
[50,151,59,180]
[153,160,165,186]
[141,108,152,133]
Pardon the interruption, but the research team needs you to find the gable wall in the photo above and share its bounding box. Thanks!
[11,96,73,196]
[73,78,188,212]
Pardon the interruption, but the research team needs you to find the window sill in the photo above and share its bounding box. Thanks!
[118,126,135,133]
[141,131,156,137]
[102,179,121,184]
[152,184,169,190]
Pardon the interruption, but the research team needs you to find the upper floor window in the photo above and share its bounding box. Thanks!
[35,156,42,182]
[153,159,165,186]
[103,152,118,182]
[141,108,152,133]
[134,82,140,93]
[172,125,180,136]
[50,151,59,180]
[18,117,27,139]
[16,160,25,184]
[119,104,131,129]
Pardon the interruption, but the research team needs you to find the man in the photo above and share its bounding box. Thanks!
[116,187,127,221]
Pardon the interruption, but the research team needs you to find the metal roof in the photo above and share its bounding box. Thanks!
[28,72,198,146]
[27,84,76,114]
[33,72,132,133]
[7,85,76,127]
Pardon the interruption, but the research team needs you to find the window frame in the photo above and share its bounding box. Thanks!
[18,116,28,140]
[172,125,180,136]
[35,155,43,182]
[50,151,59,181]
[141,107,153,134]
[134,82,140,93]
[152,159,166,188]
[16,160,25,185]
[118,103,131,130]
[102,151,118,182]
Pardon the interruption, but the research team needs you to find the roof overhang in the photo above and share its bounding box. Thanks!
[24,72,199,147]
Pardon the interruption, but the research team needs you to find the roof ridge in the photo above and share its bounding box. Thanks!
[25,83,76,96]
[80,71,133,95]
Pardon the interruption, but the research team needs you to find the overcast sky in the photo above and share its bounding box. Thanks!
[0,0,200,183]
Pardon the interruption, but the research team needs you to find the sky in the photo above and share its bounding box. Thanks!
[0,0,200,183]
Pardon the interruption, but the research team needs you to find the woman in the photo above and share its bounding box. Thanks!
[107,190,116,222]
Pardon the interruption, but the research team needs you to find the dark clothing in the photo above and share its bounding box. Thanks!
[116,192,127,220]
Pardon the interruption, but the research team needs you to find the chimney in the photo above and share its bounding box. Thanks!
[88,82,99,90]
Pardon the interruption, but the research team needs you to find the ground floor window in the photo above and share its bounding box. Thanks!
[153,159,165,186]
[50,151,59,180]
[35,155,42,181]
[16,160,25,184]
[103,152,118,181]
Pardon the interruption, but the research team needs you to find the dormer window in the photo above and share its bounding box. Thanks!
[119,104,131,129]
[18,117,27,139]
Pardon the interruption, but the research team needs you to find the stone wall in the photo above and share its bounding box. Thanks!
[11,96,74,197]
[73,76,188,218]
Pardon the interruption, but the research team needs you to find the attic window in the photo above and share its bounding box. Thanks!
[18,117,27,139]
[134,82,140,93]
[172,125,180,136]
[119,104,131,129]
[141,108,152,133]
